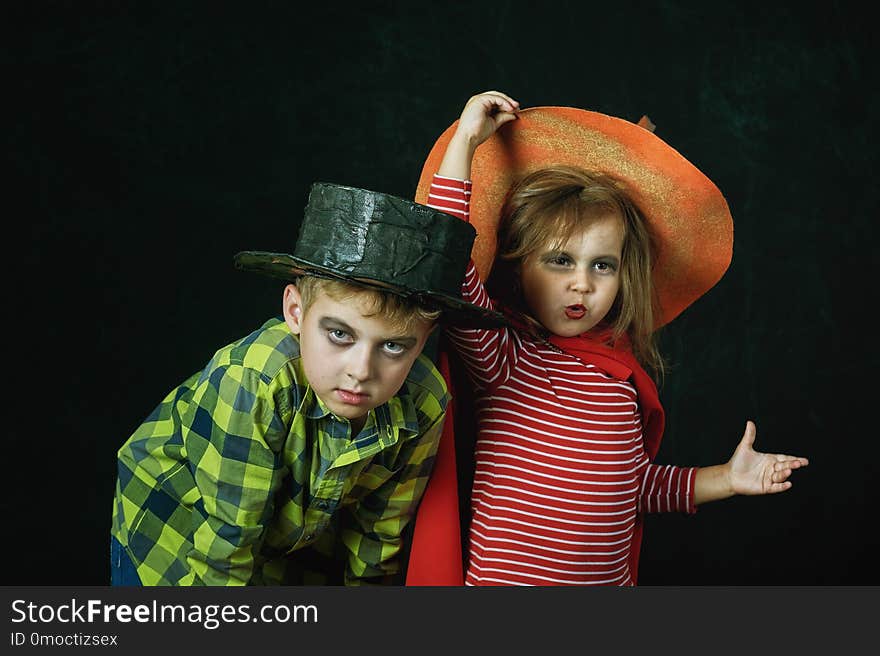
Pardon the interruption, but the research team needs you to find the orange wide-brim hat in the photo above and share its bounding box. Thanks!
[414,107,734,329]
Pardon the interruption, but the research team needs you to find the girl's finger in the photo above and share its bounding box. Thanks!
[478,90,520,110]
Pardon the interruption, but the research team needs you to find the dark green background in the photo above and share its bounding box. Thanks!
[9,1,877,585]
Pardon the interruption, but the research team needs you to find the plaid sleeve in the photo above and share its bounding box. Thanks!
[180,364,288,585]
[340,411,446,585]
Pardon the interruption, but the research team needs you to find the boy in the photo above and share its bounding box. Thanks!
[110,182,505,586]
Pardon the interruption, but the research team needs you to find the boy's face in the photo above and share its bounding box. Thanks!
[283,284,435,428]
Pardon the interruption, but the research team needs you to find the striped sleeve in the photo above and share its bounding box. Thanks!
[426,175,521,391]
[639,463,698,514]
[427,174,472,220]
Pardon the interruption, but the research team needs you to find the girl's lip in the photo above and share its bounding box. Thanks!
[565,305,586,319]
[335,389,369,405]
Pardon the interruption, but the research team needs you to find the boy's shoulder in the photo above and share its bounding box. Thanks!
[398,351,450,411]
[208,316,301,384]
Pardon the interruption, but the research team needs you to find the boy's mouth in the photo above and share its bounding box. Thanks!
[335,389,370,405]
[564,304,586,320]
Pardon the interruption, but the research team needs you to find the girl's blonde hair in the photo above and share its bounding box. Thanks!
[296,275,440,334]
[486,165,665,378]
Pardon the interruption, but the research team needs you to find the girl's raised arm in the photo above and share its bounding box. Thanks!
[437,91,519,180]
[427,92,522,392]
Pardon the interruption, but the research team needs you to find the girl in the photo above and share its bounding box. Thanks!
[411,91,809,586]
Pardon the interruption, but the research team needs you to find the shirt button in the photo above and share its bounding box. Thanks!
[304,533,315,542]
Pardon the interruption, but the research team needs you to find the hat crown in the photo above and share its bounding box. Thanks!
[293,182,476,298]
[234,182,508,328]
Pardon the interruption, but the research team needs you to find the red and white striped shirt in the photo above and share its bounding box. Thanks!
[428,174,696,586]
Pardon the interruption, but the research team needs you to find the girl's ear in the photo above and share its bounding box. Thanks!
[282,284,304,334]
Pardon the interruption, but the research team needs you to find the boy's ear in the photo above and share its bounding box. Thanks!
[282,284,304,334]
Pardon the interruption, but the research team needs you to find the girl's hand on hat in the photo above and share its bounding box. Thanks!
[726,421,810,496]
[438,91,520,180]
[454,91,520,149]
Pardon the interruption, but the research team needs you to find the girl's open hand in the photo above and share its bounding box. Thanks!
[453,91,520,148]
[728,421,809,495]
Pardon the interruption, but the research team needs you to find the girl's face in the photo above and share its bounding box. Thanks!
[519,211,625,337]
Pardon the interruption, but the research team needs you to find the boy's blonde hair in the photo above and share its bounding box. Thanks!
[297,275,441,334]
[486,165,665,377]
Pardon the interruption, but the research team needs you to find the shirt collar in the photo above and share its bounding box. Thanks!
[374,387,420,436]
[301,385,333,420]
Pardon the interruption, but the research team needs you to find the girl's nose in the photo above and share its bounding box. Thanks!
[569,268,592,293]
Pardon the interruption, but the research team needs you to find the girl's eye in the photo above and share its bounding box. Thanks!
[328,329,353,344]
[382,342,406,356]
[549,255,572,266]
[593,261,617,273]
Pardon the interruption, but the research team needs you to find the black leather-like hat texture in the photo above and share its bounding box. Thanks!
[235,182,507,328]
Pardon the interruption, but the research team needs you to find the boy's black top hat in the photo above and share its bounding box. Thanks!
[234,182,507,328]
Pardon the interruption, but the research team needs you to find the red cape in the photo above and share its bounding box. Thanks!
[405,331,665,586]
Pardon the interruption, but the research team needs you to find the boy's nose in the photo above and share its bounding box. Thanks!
[346,347,374,383]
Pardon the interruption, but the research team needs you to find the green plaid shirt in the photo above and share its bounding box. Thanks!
[111,317,448,586]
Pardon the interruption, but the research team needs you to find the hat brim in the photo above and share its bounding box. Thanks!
[415,107,734,329]
[234,251,509,329]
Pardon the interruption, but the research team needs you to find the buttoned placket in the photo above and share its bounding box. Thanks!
[296,405,402,547]
[292,386,411,550]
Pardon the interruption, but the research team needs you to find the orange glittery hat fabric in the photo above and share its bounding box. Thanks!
[415,107,734,329]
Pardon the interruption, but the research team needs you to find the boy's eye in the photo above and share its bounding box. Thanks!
[382,341,406,356]
[328,329,353,344]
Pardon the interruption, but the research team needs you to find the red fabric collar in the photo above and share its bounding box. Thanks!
[549,328,634,381]
[547,326,665,459]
